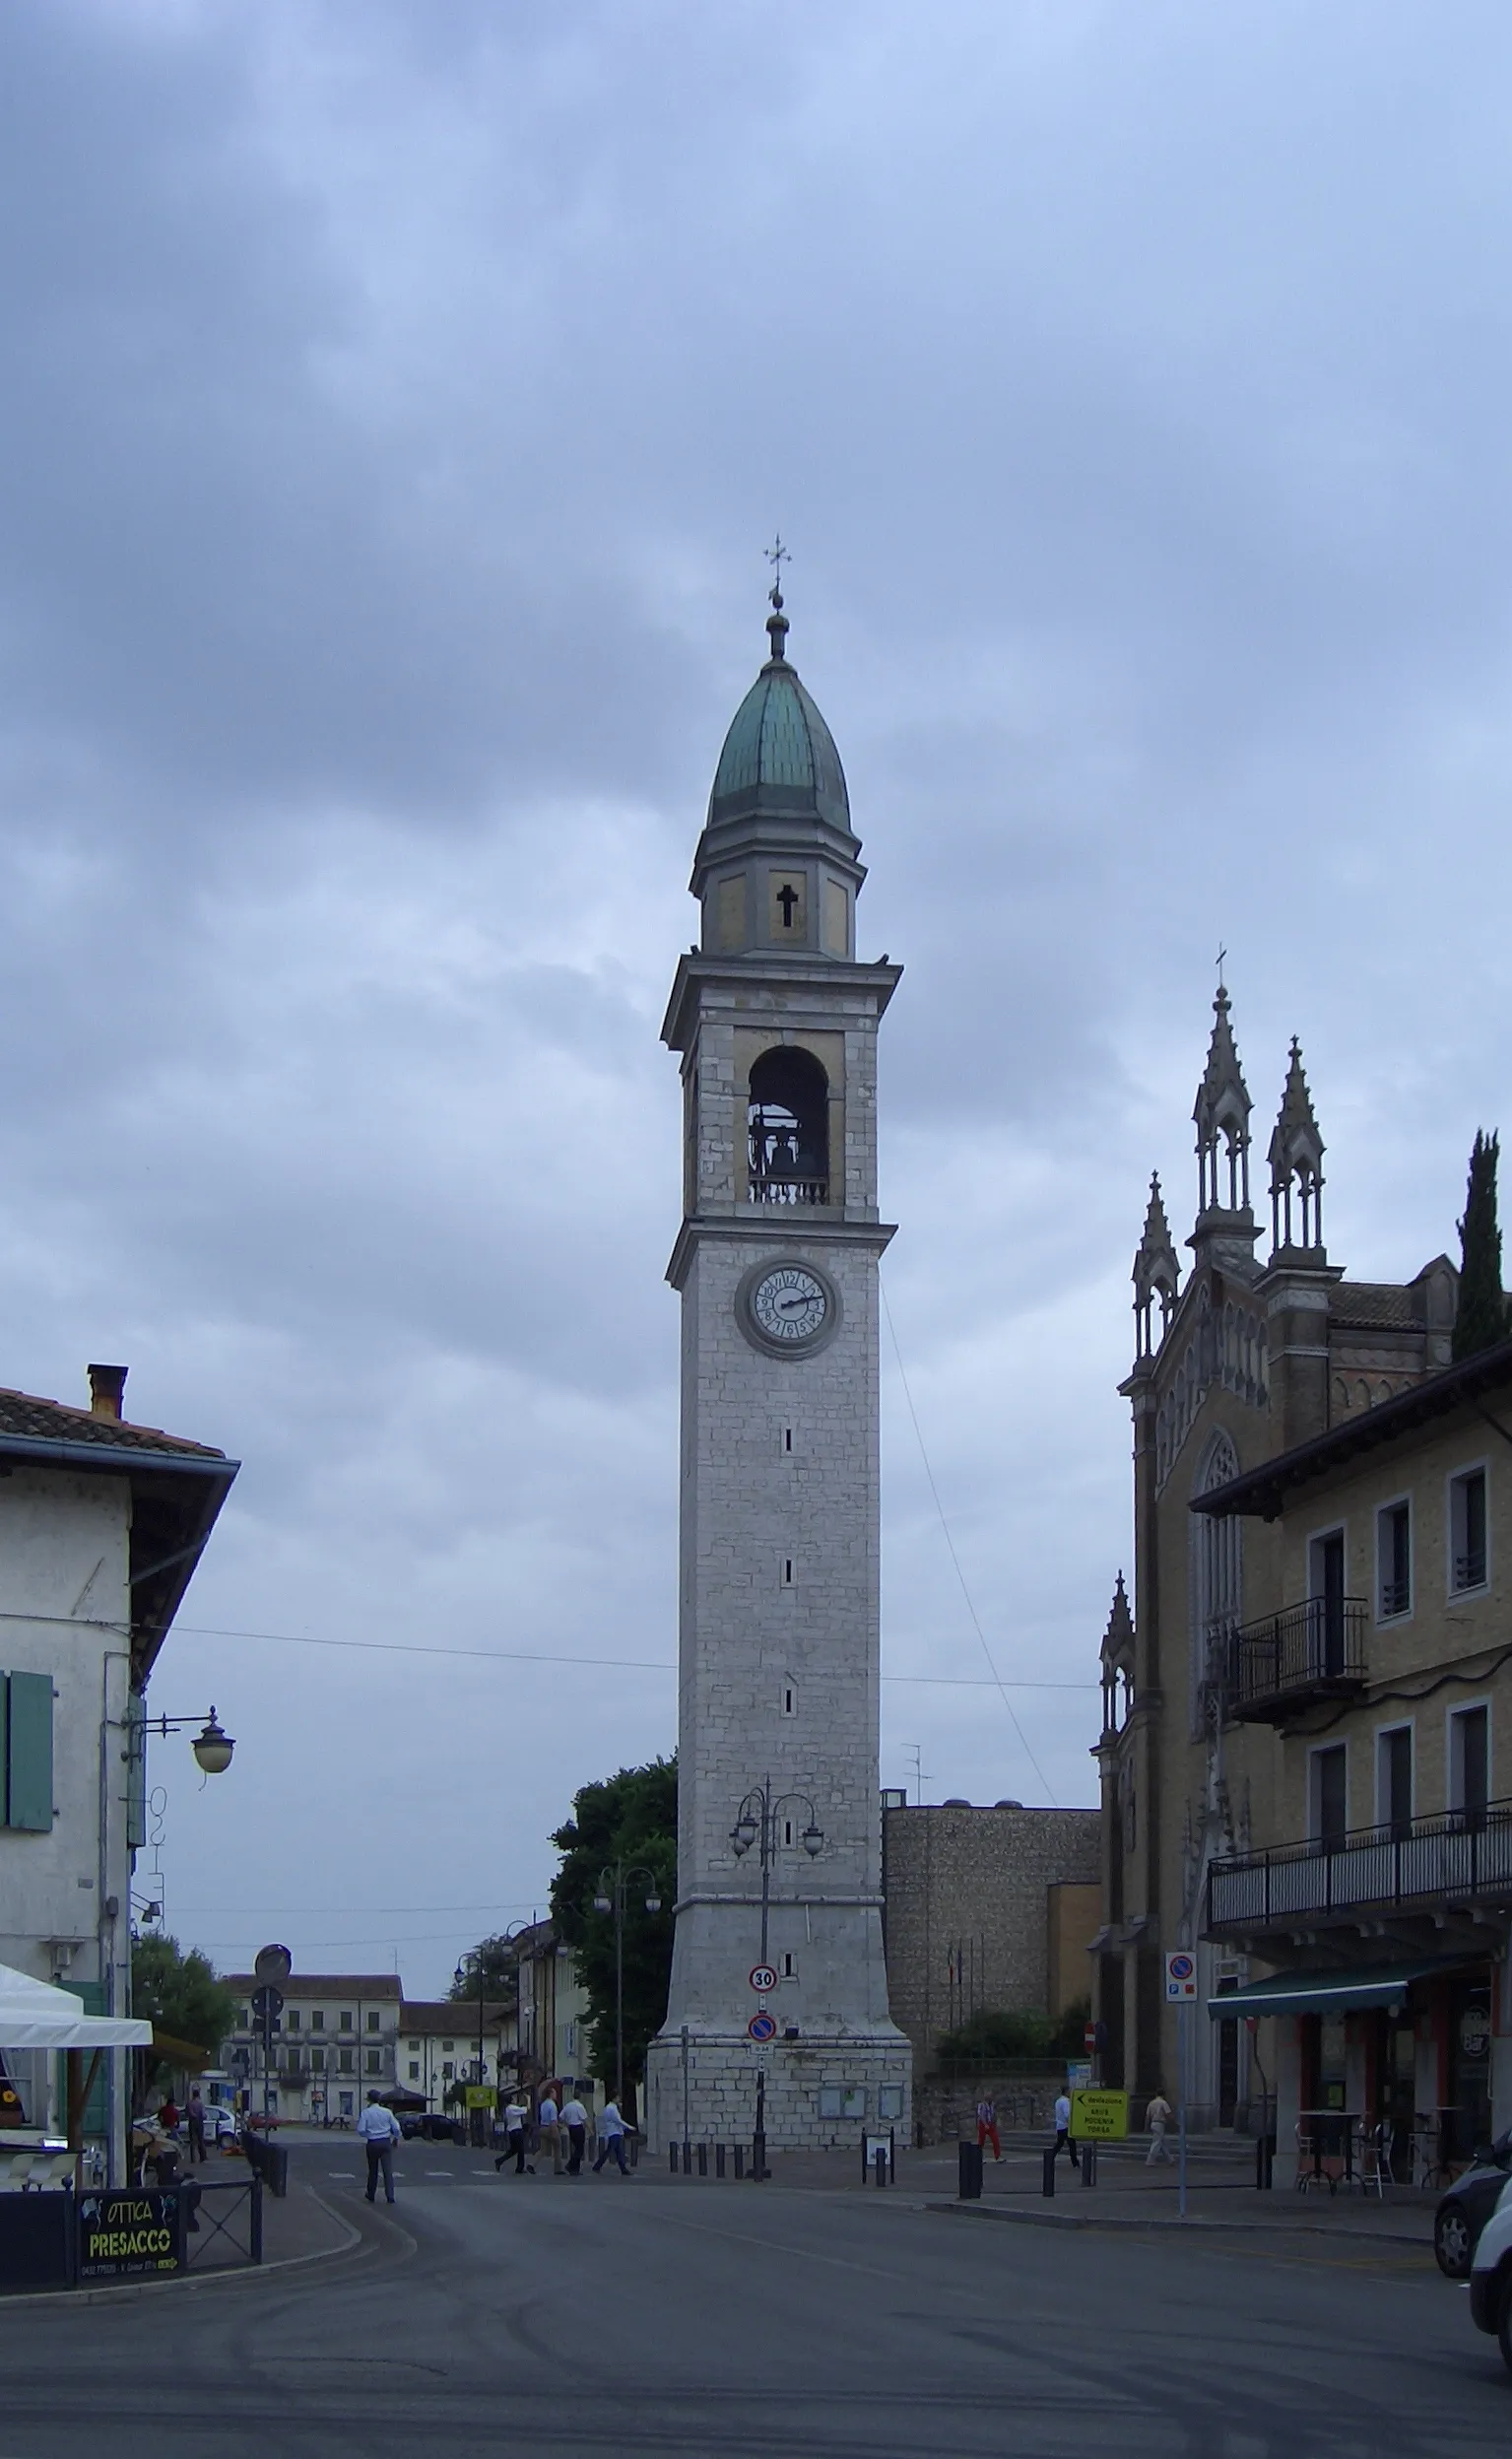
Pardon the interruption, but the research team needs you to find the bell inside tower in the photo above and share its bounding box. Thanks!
[748,1045,829,1207]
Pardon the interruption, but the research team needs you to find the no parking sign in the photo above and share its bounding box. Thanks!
[1164,1952,1198,2002]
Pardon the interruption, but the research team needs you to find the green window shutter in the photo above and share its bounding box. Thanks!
[7,1671,54,1830]
[60,1983,110,2138]
[126,1695,147,1852]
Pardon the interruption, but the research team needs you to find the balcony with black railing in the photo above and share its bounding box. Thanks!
[1219,1595,1368,1724]
[1207,1798,1512,1937]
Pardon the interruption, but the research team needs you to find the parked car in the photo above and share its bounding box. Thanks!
[400,2112,464,2144]
[200,2105,238,2145]
[1468,2176,1512,2368]
[1435,2131,1512,2277]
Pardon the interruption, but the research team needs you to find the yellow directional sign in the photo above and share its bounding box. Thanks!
[1069,2089,1129,2141]
[464,2086,494,2111]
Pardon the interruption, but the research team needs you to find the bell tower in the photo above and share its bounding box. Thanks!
[644,583,912,2150]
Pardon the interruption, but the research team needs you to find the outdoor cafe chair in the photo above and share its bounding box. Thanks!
[1294,2120,1329,2192]
[1357,2122,1391,2199]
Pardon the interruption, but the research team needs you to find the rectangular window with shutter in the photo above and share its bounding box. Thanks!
[2,1670,54,1831]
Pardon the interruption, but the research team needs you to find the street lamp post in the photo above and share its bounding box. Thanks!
[729,1777,823,2180]
[592,1863,663,2109]
[454,1952,489,2115]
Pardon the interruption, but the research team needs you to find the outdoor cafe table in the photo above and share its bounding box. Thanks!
[1299,2110,1361,2190]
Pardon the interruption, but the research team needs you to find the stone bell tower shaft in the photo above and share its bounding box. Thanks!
[643,590,912,2150]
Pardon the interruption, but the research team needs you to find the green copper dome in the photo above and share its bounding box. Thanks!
[706,606,853,838]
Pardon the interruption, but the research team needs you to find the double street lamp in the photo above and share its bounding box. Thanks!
[592,1863,662,2107]
[729,1778,823,2178]
[453,1951,491,2112]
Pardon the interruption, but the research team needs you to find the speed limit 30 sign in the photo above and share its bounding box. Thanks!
[750,1965,777,1994]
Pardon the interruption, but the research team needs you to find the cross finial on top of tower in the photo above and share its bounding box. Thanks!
[764,533,790,609]
[763,536,791,664]
[1216,944,1228,992]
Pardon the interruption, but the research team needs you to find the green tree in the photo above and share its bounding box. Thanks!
[549,1758,677,2098]
[446,1938,522,2005]
[130,1933,238,2093]
[1454,1130,1510,1361]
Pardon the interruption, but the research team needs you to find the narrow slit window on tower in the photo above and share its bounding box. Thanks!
[783,1426,794,1454]
[782,1683,797,1716]
[782,1953,796,1979]
[783,1819,794,1847]
[782,1558,795,1587]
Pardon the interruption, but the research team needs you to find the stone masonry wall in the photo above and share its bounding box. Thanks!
[882,1805,1101,2071]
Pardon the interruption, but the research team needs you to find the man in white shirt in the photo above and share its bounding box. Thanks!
[592,2098,630,2176]
[537,2090,562,2176]
[357,2090,402,2204]
[495,2098,531,2175]
[560,2094,589,2174]
[1052,2090,1079,2172]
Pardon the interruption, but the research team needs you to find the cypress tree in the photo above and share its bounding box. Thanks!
[1453,1129,1509,1360]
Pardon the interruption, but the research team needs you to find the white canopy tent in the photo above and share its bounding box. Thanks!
[0,1962,151,2050]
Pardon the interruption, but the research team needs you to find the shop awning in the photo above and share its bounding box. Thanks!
[0,1961,152,2049]
[1208,1961,1464,2021]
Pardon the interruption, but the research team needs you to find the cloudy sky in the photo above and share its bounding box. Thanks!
[4,1,1510,1994]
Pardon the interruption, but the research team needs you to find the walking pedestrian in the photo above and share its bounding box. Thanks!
[560,2093,589,2175]
[495,2097,532,2174]
[1145,2088,1174,2164]
[1052,2089,1080,2171]
[186,2087,208,2165]
[592,2097,630,2175]
[536,2089,562,2176]
[357,2089,401,2204]
[975,2093,1002,2162]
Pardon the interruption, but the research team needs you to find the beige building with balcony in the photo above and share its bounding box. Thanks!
[1089,986,1512,2178]
[222,1973,400,2123]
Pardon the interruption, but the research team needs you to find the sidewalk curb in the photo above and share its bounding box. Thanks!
[924,2199,1434,2248]
[0,2184,366,2313]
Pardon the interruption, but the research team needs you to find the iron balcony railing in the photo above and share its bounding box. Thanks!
[1207,1797,1512,1933]
[1220,1596,1368,1719]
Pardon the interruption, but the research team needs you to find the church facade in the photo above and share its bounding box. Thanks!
[1093,987,1465,2126]
[643,590,912,2150]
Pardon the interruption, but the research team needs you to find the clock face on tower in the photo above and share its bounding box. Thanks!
[739,1260,840,1356]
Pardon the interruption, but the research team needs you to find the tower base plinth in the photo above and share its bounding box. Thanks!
[643,2029,912,2155]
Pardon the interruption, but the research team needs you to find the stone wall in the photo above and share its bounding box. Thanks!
[881,1804,1101,2070]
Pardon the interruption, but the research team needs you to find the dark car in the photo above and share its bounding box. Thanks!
[400,2113,464,2144]
[1435,2130,1512,2277]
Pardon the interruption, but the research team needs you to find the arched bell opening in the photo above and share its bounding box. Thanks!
[749,1045,829,1206]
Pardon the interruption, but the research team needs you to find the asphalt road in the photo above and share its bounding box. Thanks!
[0,2141,1508,2456]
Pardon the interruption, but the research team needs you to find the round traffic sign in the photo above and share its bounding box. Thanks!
[1167,1953,1195,1981]
[748,2012,777,2043]
[750,1965,777,1994]
[253,1943,293,1985]
[250,1983,284,2020]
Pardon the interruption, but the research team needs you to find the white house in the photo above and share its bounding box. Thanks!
[0,1364,237,2179]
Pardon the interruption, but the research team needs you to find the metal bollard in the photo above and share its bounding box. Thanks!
[629,2135,639,2168]
[874,2146,888,2189]
[1256,2132,1276,2191]
[669,2144,679,2174]
[697,2142,708,2176]
[681,2140,691,2175]
[715,2143,726,2177]
[734,2143,746,2178]
[1042,2147,1056,2199]
[957,2140,983,2201]
[1081,2143,1096,2187]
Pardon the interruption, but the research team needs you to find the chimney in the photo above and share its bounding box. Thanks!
[87,1364,127,1422]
